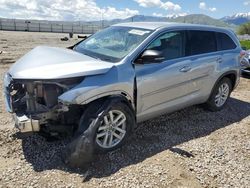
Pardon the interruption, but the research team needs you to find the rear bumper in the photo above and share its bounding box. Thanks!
[13,114,40,133]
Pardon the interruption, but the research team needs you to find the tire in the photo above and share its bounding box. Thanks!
[204,77,232,111]
[63,97,135,168]
[80,100,135,153]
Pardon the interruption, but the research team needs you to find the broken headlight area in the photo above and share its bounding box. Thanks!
[5,76,84,135]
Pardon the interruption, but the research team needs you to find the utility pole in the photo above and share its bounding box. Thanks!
[14,19,16,31]
[101,10,104,29]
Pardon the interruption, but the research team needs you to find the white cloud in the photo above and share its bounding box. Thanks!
[199,2,206,10]
[199,2,217,12]
[161,1,181,11]
[135,0,181,11]
[0,0,139,21]
[135,0,162,8]
[104,7,139,20]
[209,7,217,12]
[244,1,250,5]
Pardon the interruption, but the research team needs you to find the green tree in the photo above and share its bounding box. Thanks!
[238,22,250,35]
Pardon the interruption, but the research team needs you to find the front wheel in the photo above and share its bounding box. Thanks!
[77,99,135,153]
[63,98,136,168]
[95,109,129,152]
[204,77,232,111]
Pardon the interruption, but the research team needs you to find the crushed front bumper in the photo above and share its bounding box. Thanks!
[13,114,40,133]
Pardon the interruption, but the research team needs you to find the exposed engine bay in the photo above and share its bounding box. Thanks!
[5,75,84,136]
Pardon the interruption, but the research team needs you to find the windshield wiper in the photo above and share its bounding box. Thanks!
[84,53,111,62]
[100,57,112,61]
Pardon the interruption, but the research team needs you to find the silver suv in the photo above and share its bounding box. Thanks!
[4,22,241,158]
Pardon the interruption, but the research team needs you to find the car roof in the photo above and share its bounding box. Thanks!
[113,22,230,32]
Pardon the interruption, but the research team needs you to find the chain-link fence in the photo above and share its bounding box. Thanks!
[0,18,105,34]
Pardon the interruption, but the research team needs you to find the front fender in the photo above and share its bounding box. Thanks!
[58,65,135,107]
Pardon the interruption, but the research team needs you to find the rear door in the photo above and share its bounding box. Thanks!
[184,30,222,101]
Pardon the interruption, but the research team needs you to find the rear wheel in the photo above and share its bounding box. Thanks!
[204,77,232,111]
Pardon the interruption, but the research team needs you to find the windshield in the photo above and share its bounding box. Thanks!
[74,26,152,62]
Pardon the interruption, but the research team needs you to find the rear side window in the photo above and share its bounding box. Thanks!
[217,32,237,51]
[186,30,217,56]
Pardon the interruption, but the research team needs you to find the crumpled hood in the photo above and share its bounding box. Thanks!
[9,46,114,79]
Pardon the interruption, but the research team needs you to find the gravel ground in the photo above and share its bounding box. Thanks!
[0,30,249,188]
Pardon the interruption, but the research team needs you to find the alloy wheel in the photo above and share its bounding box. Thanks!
[96,110,127,149]
[215,83,230,107]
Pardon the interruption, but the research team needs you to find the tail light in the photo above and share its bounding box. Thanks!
[240,50,246,58]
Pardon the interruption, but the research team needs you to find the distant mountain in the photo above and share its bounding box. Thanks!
[126,15,168,22]
[83,15,167,27]
[222,12,250,25]
[97,14,231,28]
[172,14,230,27]
[101,15,168,26]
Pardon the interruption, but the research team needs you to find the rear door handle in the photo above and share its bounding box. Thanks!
[179,66,191,72]
[216,57,223,63]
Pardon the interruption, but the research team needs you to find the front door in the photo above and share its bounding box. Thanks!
[135,30,200,121]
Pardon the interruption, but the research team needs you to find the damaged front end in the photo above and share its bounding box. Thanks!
[4,73,84,136]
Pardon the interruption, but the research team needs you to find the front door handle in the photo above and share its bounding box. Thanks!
[179,66,191,72]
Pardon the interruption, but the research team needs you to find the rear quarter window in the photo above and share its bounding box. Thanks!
[216,32,237,51]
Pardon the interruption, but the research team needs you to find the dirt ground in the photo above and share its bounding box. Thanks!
[0,30,249,188]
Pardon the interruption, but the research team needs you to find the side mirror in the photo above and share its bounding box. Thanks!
[135,49,165,64]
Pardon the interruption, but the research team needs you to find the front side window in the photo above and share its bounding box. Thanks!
[146,31,185,62]
[75,26,152,62]
[186,30,217,56]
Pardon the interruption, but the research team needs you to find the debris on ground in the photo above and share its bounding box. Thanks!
[60,37,69,41]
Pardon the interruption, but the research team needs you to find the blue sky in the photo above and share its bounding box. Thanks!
[96,0,250,18]
[0,0,250,21]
